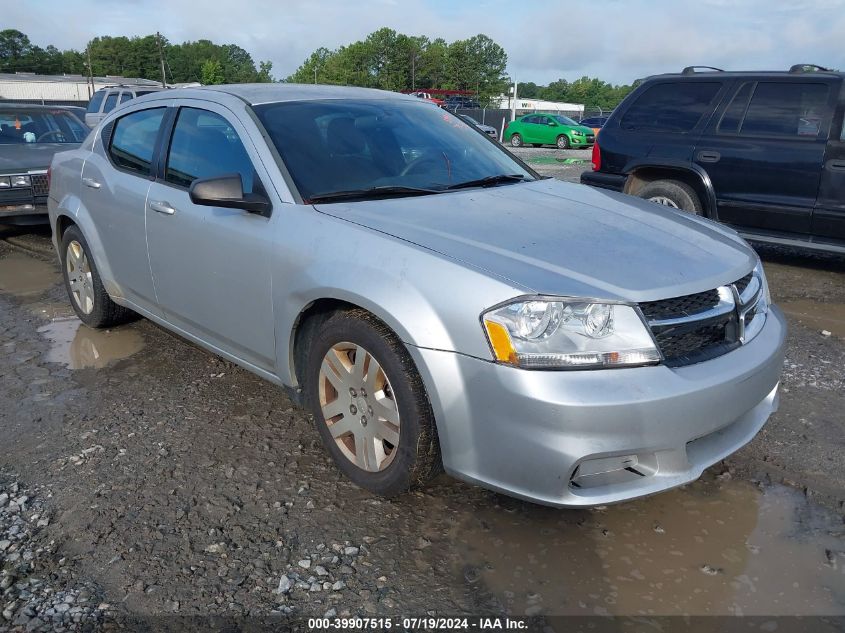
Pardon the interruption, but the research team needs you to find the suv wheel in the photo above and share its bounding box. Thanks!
[509,133,523,148]
[304,309,441,497]
[637,180,702,215]
[556,135,570,149]
[60,225,136,327]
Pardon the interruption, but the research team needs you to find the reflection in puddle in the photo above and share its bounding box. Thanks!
[0,252,59,297]
[453,480,845,616]
[781,299,845,338]
[37,318,144,369]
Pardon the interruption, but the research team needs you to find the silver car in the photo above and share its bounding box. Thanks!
[48,85,786,507]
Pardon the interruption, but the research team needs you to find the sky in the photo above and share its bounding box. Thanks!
[10,0,845,85]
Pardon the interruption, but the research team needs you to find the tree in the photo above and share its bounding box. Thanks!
[0,29,34,72]
[200,59,225,85]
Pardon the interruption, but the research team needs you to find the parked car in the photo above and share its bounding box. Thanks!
[49,85,785,506]
[0,104,88,225]
[85,85,167,127]
[409,91,444,107]
[445,95,481,110]
[579,116,610,136]
[505,114,595,149]
[459,114,498,139]
[581,65,845,254]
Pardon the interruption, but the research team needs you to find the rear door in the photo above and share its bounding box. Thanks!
[696,79,834,235]
[812,91,845,241]
[80,105,167,310]
[145,101,277,371]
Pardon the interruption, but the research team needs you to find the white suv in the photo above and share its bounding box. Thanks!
[84,85,166,128]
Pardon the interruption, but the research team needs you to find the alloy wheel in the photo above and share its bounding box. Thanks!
[648,195,680,209]
[318,342,401,472]
[66,240,94,314]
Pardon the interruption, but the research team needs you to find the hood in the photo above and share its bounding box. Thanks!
[0,143,80,174]
[314,179,757,303]
[576,125,595,135]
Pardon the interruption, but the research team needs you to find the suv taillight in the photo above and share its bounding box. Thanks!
[591,141,601,171]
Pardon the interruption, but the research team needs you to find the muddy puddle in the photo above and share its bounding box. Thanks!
[37,317,144,370]
[453,479,845,616]
[780,299,845,338]
[0,251,59,298]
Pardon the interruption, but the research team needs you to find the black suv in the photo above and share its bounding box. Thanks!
[581,65,845,254]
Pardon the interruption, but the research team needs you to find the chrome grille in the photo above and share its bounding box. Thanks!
[641,271,763,367]
[30,173,49,197]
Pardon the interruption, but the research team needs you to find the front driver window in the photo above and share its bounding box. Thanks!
[165,107,256,193]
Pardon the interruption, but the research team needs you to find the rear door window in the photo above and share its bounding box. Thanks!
[740,82,829,138]
[108,108,165,176]
[621,81,722,133]
[86,91,105,114]
[103,92,119,114]
[717,82,753,134]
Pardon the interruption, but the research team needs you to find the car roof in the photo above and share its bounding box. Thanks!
[137,83,419,106]
[647,70,845,81]
[0,103,82,111]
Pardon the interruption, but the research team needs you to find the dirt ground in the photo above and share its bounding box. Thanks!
[1,153,844,631]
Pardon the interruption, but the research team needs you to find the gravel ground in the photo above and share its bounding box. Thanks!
[1,159,844,629]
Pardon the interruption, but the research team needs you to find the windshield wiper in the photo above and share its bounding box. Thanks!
[307,186,443,204]
[444,174,527,191]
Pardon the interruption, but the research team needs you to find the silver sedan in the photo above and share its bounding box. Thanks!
[48,85,785,506]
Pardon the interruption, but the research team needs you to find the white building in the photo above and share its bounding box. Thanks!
[492,95,584,115]
[0,72,164,105]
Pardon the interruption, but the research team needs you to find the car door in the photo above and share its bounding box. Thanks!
[80,105,167,310]
[521,116,541,143]
[812,103,845,241]
[696,80,834,235]
[145,101,276,372]
[538,115,557,144]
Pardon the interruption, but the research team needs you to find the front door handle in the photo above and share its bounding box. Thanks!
[826,159,845,172]
[696,150,721,163]
[82,177,101,189]
[149,200,176,215]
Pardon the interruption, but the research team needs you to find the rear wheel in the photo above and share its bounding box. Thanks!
[60,225,135,328]
[556,135,570,149]
[509,133,523,148]
[636,179,702,215]
[304,309,441,497]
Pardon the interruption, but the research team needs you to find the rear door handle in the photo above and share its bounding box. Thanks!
[149,200,176,215]
[826,159,845,172]
[696,150,721,163]
[82,177,101,189]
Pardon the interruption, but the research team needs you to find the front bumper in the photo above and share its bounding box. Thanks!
[408,306,786,507]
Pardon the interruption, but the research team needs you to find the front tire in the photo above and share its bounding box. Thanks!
[304,309,441,497]
[509,133,523,148]
[60,225,135,328]
[556,135,570,149]
[637,179,703,214]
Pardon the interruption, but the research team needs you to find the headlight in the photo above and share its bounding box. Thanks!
[571,129,583,135]
[482,298,661,369]
[11,175,31,188]
[0,177,10,188]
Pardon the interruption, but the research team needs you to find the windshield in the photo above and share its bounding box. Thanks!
[0,109,88,145]
[552,115,580,126]
[253,99,534,201]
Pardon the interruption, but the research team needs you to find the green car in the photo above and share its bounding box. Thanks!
[504,114,596,149]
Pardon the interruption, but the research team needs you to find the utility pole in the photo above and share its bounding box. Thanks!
[314,67,317,84]
[86,45,94,99]
[156,32,167,87]
[511,80,518,122]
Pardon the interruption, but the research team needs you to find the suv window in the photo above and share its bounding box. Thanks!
[103,92,119,114]
[119,92,133,104]
[165,107,256,192]
[740,82,829,138]
[108,108,165,175]
[86,91,106,114]
[621,81,722,133]
[718,82,753,134]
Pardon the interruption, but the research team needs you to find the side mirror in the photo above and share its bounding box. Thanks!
[189,174,271,216]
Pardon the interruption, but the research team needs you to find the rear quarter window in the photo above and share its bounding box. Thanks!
[621,81,722,133]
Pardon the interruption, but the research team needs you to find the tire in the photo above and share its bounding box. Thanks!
[60,225,135,328]
[556,135,570,149]
[509,133,523,148]
[304,309,441,497]
[636,179,703,214]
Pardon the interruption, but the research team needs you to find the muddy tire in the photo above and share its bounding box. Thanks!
[509,133,523,148]
[304,309,441,497]
[60,225,135,328]
[556,135,570,149]
[637,179,703,215]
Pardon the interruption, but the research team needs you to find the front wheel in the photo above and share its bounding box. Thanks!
[509,133,523,148]
[60,225,135,328]
[636,179,703,215]
[556,135,570,149]
[304,309,441,497]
